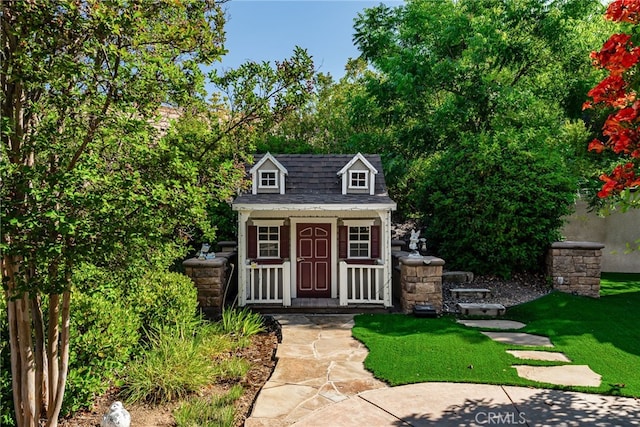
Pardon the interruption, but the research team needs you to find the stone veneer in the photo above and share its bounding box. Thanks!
[546,241,605,298]
[183,252,235,314]
[398,255,445,314]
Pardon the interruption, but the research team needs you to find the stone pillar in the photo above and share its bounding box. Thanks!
[183,252,234,315]
[546,241,605,298]
[399,256,445,314]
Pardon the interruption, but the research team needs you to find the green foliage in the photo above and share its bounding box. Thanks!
[121,321,223,404]
[413,133,576,276]
[65,289,141,415]
[128,271,198,339]
[174,385,244,427]
[218,307,265,339]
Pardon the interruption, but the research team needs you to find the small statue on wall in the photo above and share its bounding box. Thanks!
[409,229,421,257]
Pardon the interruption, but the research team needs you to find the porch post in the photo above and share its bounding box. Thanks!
[378,209,393,307]
[283,260,292,306]
[237,210,250,306]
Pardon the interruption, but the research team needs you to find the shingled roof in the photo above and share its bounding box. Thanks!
[233,154,396,207]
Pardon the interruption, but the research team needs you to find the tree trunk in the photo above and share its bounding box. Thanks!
[3,252,72,427]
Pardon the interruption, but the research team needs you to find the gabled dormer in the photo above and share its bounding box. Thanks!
[250,153,288,195]
[337,153,378,196]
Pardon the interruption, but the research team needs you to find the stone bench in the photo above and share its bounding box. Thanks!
[450,288,491,299]
[457,303,506,317]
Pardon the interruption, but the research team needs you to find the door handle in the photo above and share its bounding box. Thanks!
[297,257,305,262]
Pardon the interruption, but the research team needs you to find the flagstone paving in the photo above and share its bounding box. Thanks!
[507,349,572,362]
[457,319,526,329]
[246,315,634,426]
[245,314,387,427]
[462,320,601,388]
[481,331,554,347]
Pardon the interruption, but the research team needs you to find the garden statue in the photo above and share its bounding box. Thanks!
[198,243,214,259]
[101,401,131,427]
[409,229,421,257]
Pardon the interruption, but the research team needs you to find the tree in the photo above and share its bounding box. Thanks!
[345,0,610,273]
[1,2,227,425]
[1,1,317,425]
[583,0,640,209]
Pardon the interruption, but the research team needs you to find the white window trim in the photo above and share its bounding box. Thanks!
[348,170,369,189]
[251,219,285,227]
[348,225,371,259]
[257,225,280,259]
[258,170,279,189]
[342,219,375,227]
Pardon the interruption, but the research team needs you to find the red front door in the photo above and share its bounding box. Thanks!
[296,223,331,298]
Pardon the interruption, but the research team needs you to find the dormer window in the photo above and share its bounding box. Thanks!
[349,171,369,189]
[338,153,378,196]
[250,153,288,195]
[259,170,278,189]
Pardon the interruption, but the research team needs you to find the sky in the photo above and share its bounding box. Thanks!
[213,0,404,80]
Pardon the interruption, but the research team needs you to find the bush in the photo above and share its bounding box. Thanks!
[64,265,141,415]
[121,321,224,404]
[128,271,198,339]
[413,131,576,277]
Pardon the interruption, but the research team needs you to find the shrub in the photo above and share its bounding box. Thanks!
[413,131,576,277]
[121,321,225,404]
[128,271,198,339]
[64,265,141,415]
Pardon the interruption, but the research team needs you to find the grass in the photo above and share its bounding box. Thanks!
[121,309,264,405]
[173,384,244,427]
[353,273,640,397]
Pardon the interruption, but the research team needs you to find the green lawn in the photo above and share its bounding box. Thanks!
[352,273,640,397]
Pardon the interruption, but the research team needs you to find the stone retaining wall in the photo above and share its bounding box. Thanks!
[546,241,604,298]
[397,255,445,314]
[183,252,236,315]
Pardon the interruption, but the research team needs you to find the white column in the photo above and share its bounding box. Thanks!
[378,209,393,307]
[237,210,250,306]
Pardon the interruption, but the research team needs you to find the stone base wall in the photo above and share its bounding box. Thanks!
[398,256,445,314]
[183,252,235,314]
[546,241,605,298]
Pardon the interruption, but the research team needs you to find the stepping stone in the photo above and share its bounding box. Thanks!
[458,319,526,330]
[482,332,553,347]
[458,303,506,316]
[451,288,491,299]
[513,365,601,387]
[507,350,571,362]
[442,271,474,283]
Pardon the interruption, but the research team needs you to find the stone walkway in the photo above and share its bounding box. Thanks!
[245,314,387,426]
[246,315,639,426]
[457,319,602,387]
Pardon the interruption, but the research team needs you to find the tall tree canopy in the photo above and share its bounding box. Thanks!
[342,0,611,274]
[0,1,314,425]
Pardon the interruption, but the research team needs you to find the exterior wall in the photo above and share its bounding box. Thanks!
[546,241,604,298]
[562,200,640,273]
[237,208,393,306]
[398,256,445,314]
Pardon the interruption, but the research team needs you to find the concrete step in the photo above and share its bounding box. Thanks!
[450,288,491,299]
[457,302,506,316]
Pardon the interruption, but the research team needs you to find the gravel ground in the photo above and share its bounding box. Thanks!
[442,272,552,313]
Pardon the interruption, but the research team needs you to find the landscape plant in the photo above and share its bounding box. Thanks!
[584,0,640,209]
[1,1,314,425]
[173,384,244,427]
